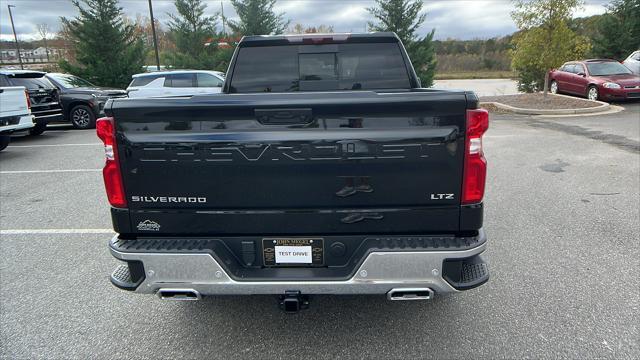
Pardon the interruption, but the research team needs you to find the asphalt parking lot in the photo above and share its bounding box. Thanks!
[1,103,639,359]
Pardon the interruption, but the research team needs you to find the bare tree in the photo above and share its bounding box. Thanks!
[37,23,51,62]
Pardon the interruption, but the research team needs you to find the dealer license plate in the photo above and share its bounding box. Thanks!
[262,238,324,266]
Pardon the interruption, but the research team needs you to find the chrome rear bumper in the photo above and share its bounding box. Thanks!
[110,239,488,296]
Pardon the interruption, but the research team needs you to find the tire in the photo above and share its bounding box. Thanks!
[70,104,96,129]
[0,135,10,152]
[550,80,559,94]
[29,123,46,136]
[587,85,599,101]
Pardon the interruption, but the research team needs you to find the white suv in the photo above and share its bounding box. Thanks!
[126,70,225,98]
[623,50,640,75]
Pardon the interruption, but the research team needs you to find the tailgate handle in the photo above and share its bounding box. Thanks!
[255,108,313,125]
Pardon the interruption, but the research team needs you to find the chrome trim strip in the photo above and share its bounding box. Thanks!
[110,240,486,296]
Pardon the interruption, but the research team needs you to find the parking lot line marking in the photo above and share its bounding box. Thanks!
[0,229,114,235]
[0,169,101,174]
[9,143,101,148]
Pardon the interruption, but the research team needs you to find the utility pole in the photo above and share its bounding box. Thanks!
[221,1,227,36]
[43,36,50,62]
[7,5,24,69]
[148,0,161,71]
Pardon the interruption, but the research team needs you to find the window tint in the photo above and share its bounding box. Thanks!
[586,62,632,76]
[8,76,55,90]
[231,46,299,92]
[49,74,94,88]
[300,53,337,80]
[0,75,10,87]
[196,73,223,87]
[165,73,195,88]
[338,43,411,90]
[574,64,585,74]
[229,42,411,93]
[130,75,161,87]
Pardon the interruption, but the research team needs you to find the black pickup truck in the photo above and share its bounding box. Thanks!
[0,70,64,135]
[99,32,489,312]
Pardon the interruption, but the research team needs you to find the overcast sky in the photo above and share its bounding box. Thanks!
[0,0,609,42]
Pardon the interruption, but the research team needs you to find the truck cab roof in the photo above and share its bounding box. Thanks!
[238,32,400,47]
[226,32,419,92]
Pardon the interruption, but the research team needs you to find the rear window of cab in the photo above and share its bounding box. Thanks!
[228,43,411,93]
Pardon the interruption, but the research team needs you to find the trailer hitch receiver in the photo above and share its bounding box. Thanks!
[279,291,309,313]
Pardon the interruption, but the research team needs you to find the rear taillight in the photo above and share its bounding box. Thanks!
[24,90,31,110]
[96,117,127,208]
[462,109,489,205]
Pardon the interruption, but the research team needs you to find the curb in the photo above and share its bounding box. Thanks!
[535,105,625,118]
[480,93,610,115]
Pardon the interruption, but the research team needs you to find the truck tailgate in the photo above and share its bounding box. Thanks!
[0,87,29,117]
[109,90,470,235]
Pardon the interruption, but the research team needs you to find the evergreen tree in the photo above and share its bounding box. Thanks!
[367,0,437,87]
[165,0,220,69]
[60,0,145,88]
[592,0,640,60]
[229,0,290,36]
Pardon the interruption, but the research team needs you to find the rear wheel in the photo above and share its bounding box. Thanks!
[550,80,558,94]
[0,135,10,151]
[587,86,599,101]
[29,123,46,136]
[70,105,96,129]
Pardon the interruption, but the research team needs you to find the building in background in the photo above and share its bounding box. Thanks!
[0,47,66,64]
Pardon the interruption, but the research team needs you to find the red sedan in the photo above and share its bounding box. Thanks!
[548,59,640,101]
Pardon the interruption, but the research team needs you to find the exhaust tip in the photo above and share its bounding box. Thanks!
[157,288,201,301]
[387,288,434,301]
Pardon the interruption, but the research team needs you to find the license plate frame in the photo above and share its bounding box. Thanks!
[262,238,324,267]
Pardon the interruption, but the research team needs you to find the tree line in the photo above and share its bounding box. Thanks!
[52,0,639,91]
[434,37,513,74]
[58,0,438,88]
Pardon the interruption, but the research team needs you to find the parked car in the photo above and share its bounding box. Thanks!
[45,73,127,129]
[100,32,490,312]
[623,50,640,75]
[126,70,225,98]
[548,59,640,101]
[0,85,34,151]
[0,70,63,135]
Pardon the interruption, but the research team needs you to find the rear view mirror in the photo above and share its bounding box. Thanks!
[577,72,586,77]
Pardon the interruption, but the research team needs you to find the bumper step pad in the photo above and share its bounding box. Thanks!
[110,263,144,291]
[442,255,489,290]
[461,262,489,284]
